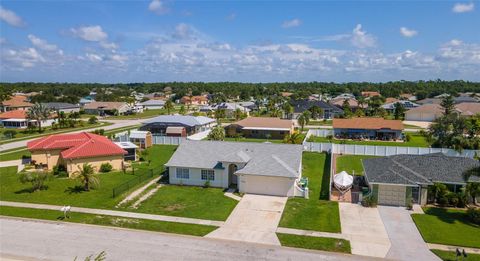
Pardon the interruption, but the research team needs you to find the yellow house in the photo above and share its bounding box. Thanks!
[28,132,127,176]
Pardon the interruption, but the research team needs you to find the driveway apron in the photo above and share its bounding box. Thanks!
[206,194,287,245]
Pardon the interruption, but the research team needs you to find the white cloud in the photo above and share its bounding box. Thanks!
[351,24,376,48]
[282,19,302,28]
[452,2,474,13]
[28,34,60,52]
[0,6,25,27]
[71,25,108,42]
[148,0,169,15]
[400,27,418,38]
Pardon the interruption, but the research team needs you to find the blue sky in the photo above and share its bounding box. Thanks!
[1,0,479,83]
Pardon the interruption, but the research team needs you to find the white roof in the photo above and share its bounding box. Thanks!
[334,171,353,188]
[130,130,149,139]
[114,141,138,149]
[140,100,165,106]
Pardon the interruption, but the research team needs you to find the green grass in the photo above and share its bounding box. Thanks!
[308,132,429,147]
[404,124,423,129]
[308,120,332,126]
[0,206,216,236]
[131,185,238,221]
[279,152,341,233]
[0,122,110,145]
[0,149,31,161]
[335,155,378,176]
[412,207,480,248]
[0,145,177,210]
[224,137,284,143]
[431,249,480,261]
[277,233,351,253]
[105,109,171,120]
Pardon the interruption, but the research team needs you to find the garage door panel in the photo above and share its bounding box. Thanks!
[378,185,406,206]
[240,175,293,197]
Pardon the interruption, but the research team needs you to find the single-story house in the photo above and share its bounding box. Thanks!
[0,95,33,112]
[129,130,153,149]
[84,102,129,116]
[333,118,404,140]
[291,99,344,119]
[165,140,304,197]
[404,104,443,122]
[226,117,294,139]
[114,141,138,161]
[381,100,420,112]
[139,115,216,136]
[180,95,208,105]
[42,102,80,114]
[214,102,251,117]
[361,91,381,98]
[330,98,368,110]
[0,109,56,129]
[416,98,442,105]
[79,96,96,107]
[27,132,127,175]
[362,153,480,206]
[455,102,480,117]
[139,99,165,110]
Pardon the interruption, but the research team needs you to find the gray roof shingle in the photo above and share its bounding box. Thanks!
[166,140,303,178]
[363,153,480,185]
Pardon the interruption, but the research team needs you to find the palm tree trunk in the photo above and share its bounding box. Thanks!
[85,177,89,191]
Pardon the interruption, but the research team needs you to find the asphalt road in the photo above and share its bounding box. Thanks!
[0,119,144,152]
[0,218,378,261]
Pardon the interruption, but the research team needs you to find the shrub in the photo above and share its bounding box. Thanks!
[361,195,377,208]
[88,116,98,124]
[437,196,449,206]
[19,171,51,192]
[447,193,459,207]
[203,180,210,188]
[405,133,411,142]
[3,129,17,138]
[92,129,105,135]
[99,163,113,173]
[52,164,67,177]
[467,207,480,225]
[456,191,467,208]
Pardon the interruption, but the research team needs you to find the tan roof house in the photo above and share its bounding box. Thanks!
[180,95,208,105]
[84,102,129,116]
[226,117,294,139]
[361,91,381,98]
[1,95,33,112]
[404,104,444,122]
[455,102,480,116]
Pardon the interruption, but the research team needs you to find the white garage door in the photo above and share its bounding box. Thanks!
[406,112,436,122]
[378,185,406,206]
[240,175,294,197]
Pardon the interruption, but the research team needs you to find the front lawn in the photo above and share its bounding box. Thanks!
[279,152,341,233]
[0,149,31,162]
[131,185,238,221]
[277,233,351,253]
[431,249,480,261]
[0,206,216,236]
[335,155,378,176]
[412,207,480,248]
[308,132,429,147]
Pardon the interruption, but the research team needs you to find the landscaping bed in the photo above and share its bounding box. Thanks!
[412,207,480,248]
[277,233,351,253]
[279,152,341,233]
[0,206,216,236]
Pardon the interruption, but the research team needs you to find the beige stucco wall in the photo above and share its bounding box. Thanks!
[63,155,124,176]
[31,149,63,170]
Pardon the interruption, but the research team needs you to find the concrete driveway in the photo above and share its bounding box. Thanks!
[378,206,439,261]
[339,203,391,258]
[206,194,287,245]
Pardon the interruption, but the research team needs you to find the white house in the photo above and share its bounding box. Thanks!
[404,104,444,122]
[139,99,165,110]
[165,140,305,197]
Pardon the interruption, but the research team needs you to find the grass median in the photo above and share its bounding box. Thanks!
[0,206,217,236]
[277,233,351,253]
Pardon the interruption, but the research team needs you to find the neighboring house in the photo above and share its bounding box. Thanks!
[84,102,129,116]
[361,91,381,98]
[404,104,444,122]
[42,102,80,114]
[27,132,127,175]
[165,140,304,197]
[400,93,417,101]
[129,130,153,149]
[291,99,344,119]
[381,100,420,112]
[180,95,208,105]
[237,101,257,111]
[280,92,293,98]
[454,96,478,104]
[0,95,33,112]
[333,118,404,140]
[215,102,250,117]
[333,93,355,100]
[330,98,367,110]
[139,115,216,136]
[362,153,480,206]
[385,97,399,104]
[139,99,165,110]
[0,109,55,129]
[79,96,96,107]
[455,102,480,116]
[225,117,294,139]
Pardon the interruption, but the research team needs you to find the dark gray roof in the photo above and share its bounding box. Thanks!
[363,153,480,185]
[291,99,344,114]
[42,102,80,110]
[166,140,303,178]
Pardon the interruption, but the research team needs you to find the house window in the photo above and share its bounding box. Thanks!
[176,168,190,179]
[201,169,215,180]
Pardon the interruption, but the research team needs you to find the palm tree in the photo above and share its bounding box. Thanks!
[27,103,50,132]
[270,107,282,118]
[282,103,293,119]
[234,108,243,121]
[72,163,99,191]
[164,100,174,115]
[298,114,306,131]
[284,132,303,144]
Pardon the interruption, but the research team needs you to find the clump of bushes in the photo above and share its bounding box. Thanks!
[3,129,17,138]
[99,163,113,173]
[52,164,68,177]
[428,183,468,208]
[362,195,377,208]
[92,129,105,135]
[467,207,480,225]
[405,133,411,142]
[19,171,51,192]
[88,116,98,124]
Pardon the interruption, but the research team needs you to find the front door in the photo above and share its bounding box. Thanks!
[228,164,238,185]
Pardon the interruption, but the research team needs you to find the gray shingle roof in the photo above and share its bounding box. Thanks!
[363,153,480,185]
[139,100,165,106]
[143,115,215,126]
[166,140,303,178]
[41,102,80,110]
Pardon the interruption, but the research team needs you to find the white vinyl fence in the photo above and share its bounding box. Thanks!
[303,142,479,158]
[152,135,186,145]
[306,129,333,138]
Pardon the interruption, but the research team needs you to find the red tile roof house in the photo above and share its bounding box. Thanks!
[333,118,404,141]
[0,109,56,129]
[28,132,127,176]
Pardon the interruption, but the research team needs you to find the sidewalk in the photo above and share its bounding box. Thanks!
[0,201,224,227]
[428,243,480,254]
